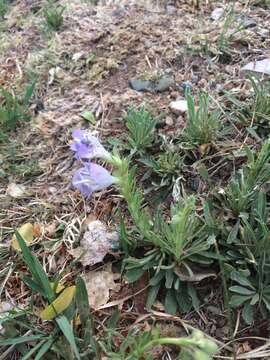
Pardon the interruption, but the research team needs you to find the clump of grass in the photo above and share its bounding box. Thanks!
[0,82,35,131]
[189,7,244,58]
[184,92,221,146]
[236,77,270,136]
[0,0,7,19]
[124,106,158,155]
[44,2,65,31]
[216,9,244,56]
[224,138,270,215]
[110,154,215,313]
[0,141,41,179]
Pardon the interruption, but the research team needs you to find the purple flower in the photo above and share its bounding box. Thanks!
[72,162,114,197]
[70,129,110,160]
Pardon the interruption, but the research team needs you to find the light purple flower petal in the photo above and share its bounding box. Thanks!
[72,162,114,197]
[70,129,110,160]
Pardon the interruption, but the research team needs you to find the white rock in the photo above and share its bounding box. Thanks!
[241,59,270,75]
[211,8,224,21]
[169,100,188,115]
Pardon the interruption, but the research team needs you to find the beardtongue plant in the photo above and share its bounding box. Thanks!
[70,129,114,197]
[70,129,215,314]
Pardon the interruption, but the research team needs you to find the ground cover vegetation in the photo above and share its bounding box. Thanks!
[1,0,270,359]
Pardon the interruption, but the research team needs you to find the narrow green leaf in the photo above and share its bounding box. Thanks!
[230,271,255,289]
[15,231,54,301]
[263,297,270,312]
[35,338,55,360]
[187,283,200,311]
[149,270,165,286]
[118,211,130,256]
[250,293,259,306]
[176,286,192,313]
[146,284,160,310]
[76,277,91,327]
[23,82,35,106]
[229,286,255,296]
[15,231,39,282]
[107,309,120,329]
[242,303,253,325]
[227,221,239,244]
[56,315,80,360]
[22,276,46,296]
[0,335,46,346]
[229,295,251,307]
[125,268,145,283]
[21,340,45,360]
[165,289,178,315]
[80,111,96,124]
[165,269,174,289]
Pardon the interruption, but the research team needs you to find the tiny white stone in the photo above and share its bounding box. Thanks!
[72,52,84,61]
[165,116,174,126]
[211,8,224,21]
[169,100,188,115]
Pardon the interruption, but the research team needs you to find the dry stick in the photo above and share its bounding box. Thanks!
[217,337,270,359]
[145,55,152,70]
[232,310,240,339]
[240,96,257,150]
[0,265,13,297]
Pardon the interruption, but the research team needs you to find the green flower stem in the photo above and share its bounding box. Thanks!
[126,333,218,360]
[109,154,161,246]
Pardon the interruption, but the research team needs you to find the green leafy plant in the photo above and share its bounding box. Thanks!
[188,7,244,58]
[222,182,270,325]
[216,9,244,56]
[0,141,41,178]
[0,233,81,359]
[124,106,158,154]
[139,136,184,198]
[184,92,221,146]
[224,139,270,215]
[44,2,65,31]
[110,154,215,313]
[229,267,270,325]
[0,83,35,130]
[236,77,270,136]
[0,0,7,19]
[223,190,270,324]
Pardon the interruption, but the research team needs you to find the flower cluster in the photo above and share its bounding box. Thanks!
[70,129,114,197]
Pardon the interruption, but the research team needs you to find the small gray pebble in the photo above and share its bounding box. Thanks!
[243,19,257,29]
[129,79,153,92]
[155,77,175,92]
